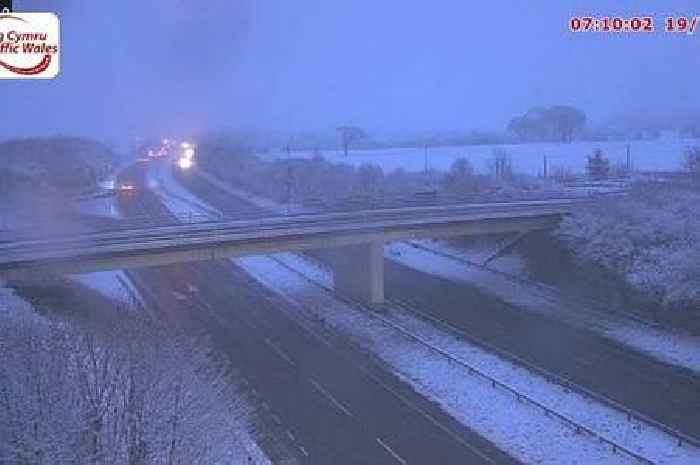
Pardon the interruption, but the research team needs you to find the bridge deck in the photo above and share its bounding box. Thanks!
[0,200,574,273]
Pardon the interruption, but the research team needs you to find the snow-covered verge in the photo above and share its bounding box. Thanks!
[146,160,221,218]
[235,254,700,464]
[388,240,700,375]
[122,161,273,464]
[1,278,271,465]
[70,271,144,307]
[557,181,700,315]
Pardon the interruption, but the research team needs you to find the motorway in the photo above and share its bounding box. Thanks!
[118,163,520,464]
[177,164,700,447]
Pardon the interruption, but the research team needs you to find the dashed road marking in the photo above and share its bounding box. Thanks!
[265,338,296,366]
[286,430,296,441]
[376,438,408,465]
[299,445,309,457]
[309,378,355,419]
[272,414,282,425]
[261,401,270,412]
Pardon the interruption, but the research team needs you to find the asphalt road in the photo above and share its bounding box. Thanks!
[119,162,519,465]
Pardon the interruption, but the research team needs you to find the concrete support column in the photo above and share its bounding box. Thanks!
[331,241,384,306]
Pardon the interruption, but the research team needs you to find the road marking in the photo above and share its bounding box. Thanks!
[286,430,296,441]
[251,388,259,397]
[261,401,270,412]
[309,378,355,419]
[187,283,199,293]
[265,338,296,366]
[299,446,309,457]
[376,438,408,465]
[272,414,282,425]
[172,291,187,301]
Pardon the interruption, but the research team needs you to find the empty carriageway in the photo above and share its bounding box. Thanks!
[0,200,573,305]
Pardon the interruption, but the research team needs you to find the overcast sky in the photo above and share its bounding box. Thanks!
[3,0,699,144]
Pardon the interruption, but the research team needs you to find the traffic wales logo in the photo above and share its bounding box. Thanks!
[0,13,60,79]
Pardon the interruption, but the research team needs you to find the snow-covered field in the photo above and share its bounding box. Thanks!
[236,253,699,464]
[259,138,700,175]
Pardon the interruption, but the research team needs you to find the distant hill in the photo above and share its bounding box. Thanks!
[0,137,116,194]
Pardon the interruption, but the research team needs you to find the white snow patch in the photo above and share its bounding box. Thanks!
[387,241,700,375]
[235,255,698,465]
[0,280,40,321]
[70,271,143,307]
[147,161,221,218]
[76,195,122,219]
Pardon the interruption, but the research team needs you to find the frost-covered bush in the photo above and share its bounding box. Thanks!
[557,181,700,313]
[0,311,251,465]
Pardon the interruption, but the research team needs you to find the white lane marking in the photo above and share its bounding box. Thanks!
[272,414,282,425]
[265,338,296,366]
[299,446,309,457]
[261,401,270,412]
[172,291,187,301]
[286,430,296,441]
[187,283,198,293]
[309,378,355,419]
[376,438,408,465]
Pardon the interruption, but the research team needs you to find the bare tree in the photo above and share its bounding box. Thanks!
[336,126,367,157]
[489,149,514,180]
[0,308,252,465]
[683,146,700,181]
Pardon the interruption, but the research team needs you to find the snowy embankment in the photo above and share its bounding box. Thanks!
[157,165,700,464]
[237,253,700,465]
[147,160,221,217]
[70,270,144,308]
[390,240,700,375]
[142,160,273,465]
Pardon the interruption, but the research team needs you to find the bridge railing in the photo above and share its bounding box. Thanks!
[0,189,618,242]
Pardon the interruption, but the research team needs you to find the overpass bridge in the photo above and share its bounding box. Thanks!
[0,199,575,305]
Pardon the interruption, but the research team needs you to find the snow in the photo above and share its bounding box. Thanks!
[259,138,700,175]
[0,279,40,321]
[70,271,144,307]
[387,240,700,375]
[75,195,122,219]
[235,253,700,465]
[147,160,221,219]
[141,162,275,465]
[154,154,700,462]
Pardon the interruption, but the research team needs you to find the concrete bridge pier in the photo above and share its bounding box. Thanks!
[330,241,385,307]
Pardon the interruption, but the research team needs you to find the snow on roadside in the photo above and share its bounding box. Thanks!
[75,194,122,219]
[388,241,700,375]
[0,279,40,321]
[147,160,221,218]
[70,271,144,308]
[142,162,275,465]
[236,253,699,465]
